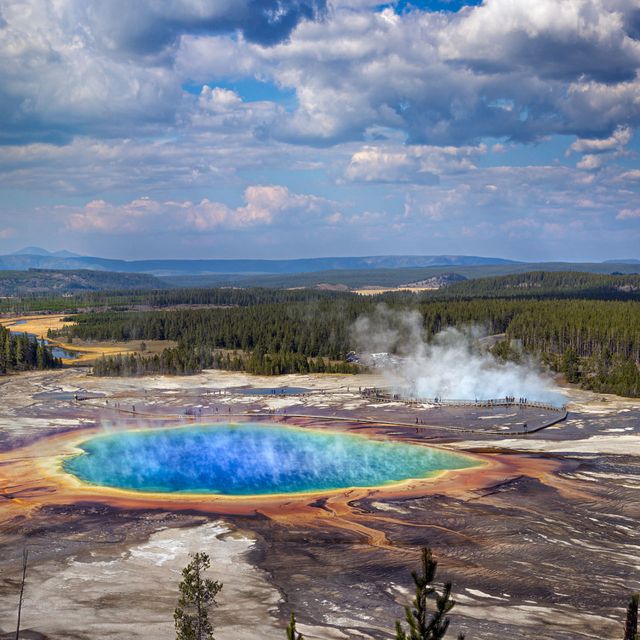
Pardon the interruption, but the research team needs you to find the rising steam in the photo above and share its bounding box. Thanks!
[352,306,562,404]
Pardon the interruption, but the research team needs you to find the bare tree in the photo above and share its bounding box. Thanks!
[15,548,28,640]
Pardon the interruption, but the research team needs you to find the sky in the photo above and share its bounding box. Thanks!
[0,0,639,261]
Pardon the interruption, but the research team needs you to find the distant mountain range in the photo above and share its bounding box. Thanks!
[0,250,519,276]
[602,258,640,264]
[1,249,637,278]
[11,246,81,258]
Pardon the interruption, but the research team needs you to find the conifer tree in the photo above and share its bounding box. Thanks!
[624,594,639,640]
[285,612,304,640]
[395,547,464,640]
[174,552,223,640]
[561,348,581,383]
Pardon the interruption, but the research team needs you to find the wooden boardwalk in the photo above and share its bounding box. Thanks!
[360,389,566,412]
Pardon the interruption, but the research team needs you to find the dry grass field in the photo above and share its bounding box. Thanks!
[0,314,175,364]
[353,286,438,295]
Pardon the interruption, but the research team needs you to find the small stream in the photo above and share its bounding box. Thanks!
[9,330,80,360]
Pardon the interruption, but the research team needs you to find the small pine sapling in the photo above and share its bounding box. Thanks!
[395,547,464,640]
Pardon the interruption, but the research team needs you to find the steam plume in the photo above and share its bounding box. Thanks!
[352,306,562,404]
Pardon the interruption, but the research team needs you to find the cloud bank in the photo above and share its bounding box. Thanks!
[0,0,638,258]
[62,186,338,234]
[2,0,638,146]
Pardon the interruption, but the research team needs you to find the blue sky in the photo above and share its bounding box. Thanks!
[0,0,639,261]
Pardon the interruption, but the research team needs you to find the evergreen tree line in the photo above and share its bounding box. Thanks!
[52,296,640,396]
[92,347,215,376]
[216,348,358,376]
[503,300,640,396]
[57,300,359,358]
[92,348,357,377]
[0,327,61,374]
[424,270,640,301]
[0,285,353,314]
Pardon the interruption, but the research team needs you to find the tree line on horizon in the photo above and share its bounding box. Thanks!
[2,269,640,315]
[0,284,353,314]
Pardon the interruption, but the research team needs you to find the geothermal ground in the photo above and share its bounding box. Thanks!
[0,369,639,640]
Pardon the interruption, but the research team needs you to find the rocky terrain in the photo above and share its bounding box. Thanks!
[0,369,638,639]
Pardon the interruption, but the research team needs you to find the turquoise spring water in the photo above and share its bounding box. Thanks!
[64,423,477,496]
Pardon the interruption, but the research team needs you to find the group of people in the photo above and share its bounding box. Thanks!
[504,395,528,404]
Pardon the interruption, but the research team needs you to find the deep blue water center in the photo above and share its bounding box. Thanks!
[64,424,476,496]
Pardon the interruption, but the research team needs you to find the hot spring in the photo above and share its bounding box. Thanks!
[63,423,477,496]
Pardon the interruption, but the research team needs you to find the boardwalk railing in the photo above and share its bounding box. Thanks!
[360,389,566,412]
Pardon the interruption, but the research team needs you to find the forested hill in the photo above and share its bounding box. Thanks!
[0,286,354,314]
[426,271,640,301]
[0,269,166,297]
